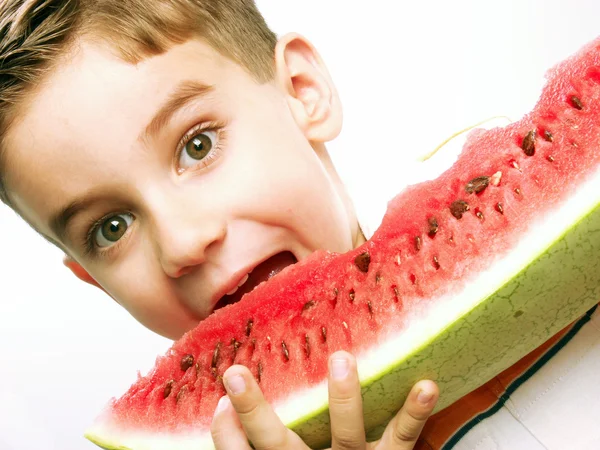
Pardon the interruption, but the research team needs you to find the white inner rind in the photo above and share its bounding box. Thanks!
[277,166,600,430]
[86,125,600,450]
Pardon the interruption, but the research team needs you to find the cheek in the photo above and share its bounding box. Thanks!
[93,251,198,338]
[221,118,352,252]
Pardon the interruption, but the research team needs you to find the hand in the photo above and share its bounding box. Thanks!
[211,351,439,449]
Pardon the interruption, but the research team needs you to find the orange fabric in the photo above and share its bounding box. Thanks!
[415,321,575,449]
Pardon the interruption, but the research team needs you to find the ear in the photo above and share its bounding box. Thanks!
[274,33,342,142]
[63,255,106,293]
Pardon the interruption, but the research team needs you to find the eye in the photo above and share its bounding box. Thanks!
[94,213,134,248]
[179,130,218,170]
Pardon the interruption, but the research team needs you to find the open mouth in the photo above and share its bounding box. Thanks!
[213,251,298,311]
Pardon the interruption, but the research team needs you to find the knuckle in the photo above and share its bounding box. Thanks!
[329,393,356,409]
[250,428,292,450]
[392,420,419,445]
[255,436,288,450]
[334,434,363,450]
[406,405,432,422]
[234,400,262,419]
[210,421,229,448]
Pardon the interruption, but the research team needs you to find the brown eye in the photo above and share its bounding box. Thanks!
[95,213,134,248]
[179,130,217,169]
[186,133,212,159]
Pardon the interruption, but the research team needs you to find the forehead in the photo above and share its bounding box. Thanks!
[3,39,256,232]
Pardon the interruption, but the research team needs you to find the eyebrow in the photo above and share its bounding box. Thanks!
[49,195,99,243]
[48,81,215,243]
[142,80,215,141]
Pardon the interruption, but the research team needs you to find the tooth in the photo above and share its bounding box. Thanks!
[237,274,249,287]
[226,274,249,296]
[226,286,239,296]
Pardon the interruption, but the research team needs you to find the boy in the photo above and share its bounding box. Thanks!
[3,1,599,450]
[0,0,438,448]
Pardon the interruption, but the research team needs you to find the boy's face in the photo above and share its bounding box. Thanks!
[4,38,360,339]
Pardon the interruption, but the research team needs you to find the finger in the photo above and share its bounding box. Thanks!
[210,396,252,450]
[380,380,438,450]
[222,365,305,450]
[328,351,366,450]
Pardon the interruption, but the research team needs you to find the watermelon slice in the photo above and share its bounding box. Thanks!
[86,37,600,449]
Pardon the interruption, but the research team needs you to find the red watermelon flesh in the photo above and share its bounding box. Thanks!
[86,37,600,449]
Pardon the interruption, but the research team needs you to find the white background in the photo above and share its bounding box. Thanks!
[1,1,599,449]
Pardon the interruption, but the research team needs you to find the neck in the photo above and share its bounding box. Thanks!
[312,142,367,250]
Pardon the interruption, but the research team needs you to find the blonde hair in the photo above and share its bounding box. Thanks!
[0,0,277,206]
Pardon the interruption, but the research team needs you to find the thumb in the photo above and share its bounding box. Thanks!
[379,380,438,449]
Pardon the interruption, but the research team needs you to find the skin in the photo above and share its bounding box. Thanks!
[3,33,437,448]
[212,352,439,450]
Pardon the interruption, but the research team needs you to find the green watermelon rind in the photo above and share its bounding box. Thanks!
[84,434,131,450]
[288,198,600,448]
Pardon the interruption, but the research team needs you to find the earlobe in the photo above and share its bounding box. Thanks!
[275,33,342,142]
[63,255,106,292]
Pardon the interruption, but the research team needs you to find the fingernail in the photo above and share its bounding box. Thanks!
[331,356,349,380]
[224,374,246,395]
[417,389,433,404]
[214,396,230,416]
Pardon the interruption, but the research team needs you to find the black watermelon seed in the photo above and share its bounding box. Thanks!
[354,251,371,273]
[164,380,175,399]
[450,200,470,219]
[257,362,263,383]
[547,155,555,162]
[304,335,311,358]
[476,210,484,221]
[433,256,440,270]
[521,129,536,156]
[349,289,355,302]
[180,354,194,372]
[571,141,579,148]
[333,288,339,297]
[514,188,522,196]
[414,236,422,252]
[176,386,187,403]
[282,341,290,361]
[302,300,316,312]
[544,130,554,142]
[571,95,584,110]
[465,176,490,194]
[321,326,327,342]
[428,217,439,237]
[375,272,382,284]
[245,319,254,337]
[393,286,400,301]
[367,301,374,316]
[211,342,221,368]
[496,202,504,215]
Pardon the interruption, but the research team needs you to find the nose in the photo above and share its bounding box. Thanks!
[153,207,227,279]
